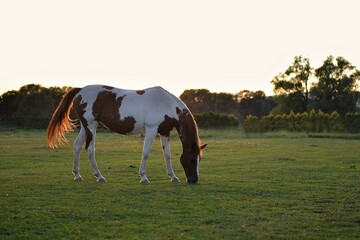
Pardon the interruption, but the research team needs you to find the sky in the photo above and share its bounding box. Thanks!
[1,0,360,97]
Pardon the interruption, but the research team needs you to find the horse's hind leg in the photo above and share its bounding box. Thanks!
[73,126,85,181]
[85,123,107,182]
[160,135,180,182]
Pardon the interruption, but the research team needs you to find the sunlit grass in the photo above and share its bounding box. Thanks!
[0,129,359,239]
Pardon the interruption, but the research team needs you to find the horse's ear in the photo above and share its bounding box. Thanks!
[200,143,208,150]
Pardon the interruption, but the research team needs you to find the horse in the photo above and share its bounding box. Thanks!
[47,85,207,184]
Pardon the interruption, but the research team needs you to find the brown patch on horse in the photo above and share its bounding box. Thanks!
[158,115,179,137]
[92,90,136,134]
[73,94,93,149]
[116,116,137,133]
[136,90,145,95]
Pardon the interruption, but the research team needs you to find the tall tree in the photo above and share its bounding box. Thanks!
[311,56,360,115]
[271,56,313,113]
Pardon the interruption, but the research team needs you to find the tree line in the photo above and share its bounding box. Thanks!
[0,55,359,130]
[179,88,275,122]
[0,84,71,129]
[0,84,275,129]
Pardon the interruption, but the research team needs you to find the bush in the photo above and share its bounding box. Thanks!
[243,115,261,132]
[309,109,317,132]
[329,111,342,132]
[243,110,350,133]
[344,112,360,133]
[261,114,275,131]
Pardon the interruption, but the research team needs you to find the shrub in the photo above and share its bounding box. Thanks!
[307,109,316,132]
[287,111,296,131]
[261,114,275,131]
[300,112,309,132]
[317,110,329,132]
[243,110,351,133]
[344,112,360,133]
[330,111,342,132]
[244,115,261,132]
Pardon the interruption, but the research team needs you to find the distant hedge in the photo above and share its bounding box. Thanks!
[243,110,360,133]
[344,112,360,133]
[0,117,53,129]
[194,112,240,128]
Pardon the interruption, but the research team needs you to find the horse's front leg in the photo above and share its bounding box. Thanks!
[160,135,180,182]
[139,128,157,184]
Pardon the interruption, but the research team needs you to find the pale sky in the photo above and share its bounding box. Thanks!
[1,0,359,97]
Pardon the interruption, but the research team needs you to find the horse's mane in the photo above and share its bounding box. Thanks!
[187,111,201,149]
[178,108,201,154]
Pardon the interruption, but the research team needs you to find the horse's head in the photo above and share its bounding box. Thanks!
[180,143,207,184]
[176,107,207,184]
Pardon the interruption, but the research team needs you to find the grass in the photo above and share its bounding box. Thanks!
[0,129,359,239]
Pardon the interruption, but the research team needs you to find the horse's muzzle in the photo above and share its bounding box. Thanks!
[187,176,198,184]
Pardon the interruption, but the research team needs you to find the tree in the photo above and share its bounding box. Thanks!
[311,56,360,115]
[180,89,214,113]
[0,90,20,118]
[14,85,55,119]
[0,84,70,128]
[214,92,238,114]
[180,89,239,117]
[237,90,275,120]
[271,56,313,113]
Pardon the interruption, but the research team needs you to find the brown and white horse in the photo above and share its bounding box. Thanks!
[47,85,207,184]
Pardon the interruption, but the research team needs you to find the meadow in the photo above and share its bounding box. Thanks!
[0,129,359,239]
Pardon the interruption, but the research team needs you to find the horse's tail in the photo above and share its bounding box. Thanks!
[47,87,82,148]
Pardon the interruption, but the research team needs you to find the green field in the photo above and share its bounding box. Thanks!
[0,129,359,239]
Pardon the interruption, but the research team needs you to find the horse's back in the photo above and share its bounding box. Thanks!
[74,85,185,134]
[78,85,178,104]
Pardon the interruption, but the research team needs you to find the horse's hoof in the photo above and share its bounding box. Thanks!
[74,176,83,181]
[97,177,107,183]
[171,177,181,183]
[140,179,150,184]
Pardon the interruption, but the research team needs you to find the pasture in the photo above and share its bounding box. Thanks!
[0,129,359,239]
